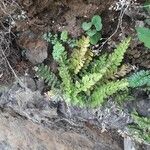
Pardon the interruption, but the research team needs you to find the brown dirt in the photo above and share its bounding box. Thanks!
[15,0,115,37]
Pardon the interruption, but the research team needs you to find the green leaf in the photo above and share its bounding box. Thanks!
[82,22,92,31]
[60,31,68,42]
[136,27,150,49]
[91,15,102,31]
[86,29,97,37]
[90,32,101,45]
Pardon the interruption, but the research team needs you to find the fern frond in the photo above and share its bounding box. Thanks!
[109,37,131,67]
[129,112,150,143]
[58,62,73,102]
[79,49,94,76]
[37,64,59,88]
[71,93,87,107]
[87,38,130,78]
[75,54,114,94]
[132,112,150,129]
[69,36,90,74]
[114,89,133,105]
[90,79,129,107]
[90,53,108,73]
[128,70,150,88]
[85,38,130,92]
[111,64,133,79]
[75,64,111,94]
[75,73,103,93]
[105,38,131,77]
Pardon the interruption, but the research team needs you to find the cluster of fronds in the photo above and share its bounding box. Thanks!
[58,61,73,102]
[37,34,149,108]
[129,112,150,144]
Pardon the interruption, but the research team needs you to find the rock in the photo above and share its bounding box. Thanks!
[0,81,149,150]
[25,39,48,64]
[35,78,45,92]
[124,136,136,150]
[17,31,48,65]
[0,112,77,150]
[124,90,150,117]
[0,110,125,150]
[134,99,150,117]
[0,82,125,150]
[20,76,37,91]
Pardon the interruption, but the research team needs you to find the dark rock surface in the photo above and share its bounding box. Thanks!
[135,99,150,117]
[18,32,48,65]
[0,82,125,150]
[0,110,124,150]
[0,80,149,150]
[124,90,150,118]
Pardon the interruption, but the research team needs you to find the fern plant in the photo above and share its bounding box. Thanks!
[37,33,149,108]
[129,112,150,144]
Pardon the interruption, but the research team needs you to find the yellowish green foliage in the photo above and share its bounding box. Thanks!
[38,34,150,108]
[90,79,129,107]
[83,38,131,92]
[129,112,150,144]
[58,62,73,102]
[69,36,91,74]
[37,36,132,107]
[69,37,131,107]
[84,49,93,67]
[105,37,131,78]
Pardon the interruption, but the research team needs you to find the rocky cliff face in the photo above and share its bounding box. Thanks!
[0,0,150,149]
[0,111,124,150]
[0,80,125,150]
[0,78,149,150]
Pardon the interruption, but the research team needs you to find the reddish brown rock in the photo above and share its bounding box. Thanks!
[18,34,48,64]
